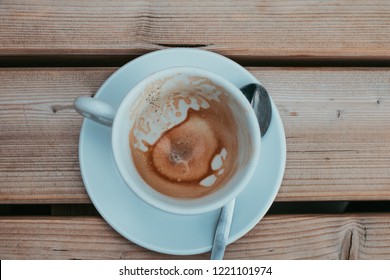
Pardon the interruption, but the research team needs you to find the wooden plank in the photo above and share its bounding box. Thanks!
[0,67,390,203]
[258,67,390,201]
[0,214,389,259]
[0,68,115,203]
[1,0,390,59]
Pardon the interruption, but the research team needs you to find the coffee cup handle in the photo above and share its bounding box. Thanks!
[74,96,116,126]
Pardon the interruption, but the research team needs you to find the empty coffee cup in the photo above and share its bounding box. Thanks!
[74,67,260,215]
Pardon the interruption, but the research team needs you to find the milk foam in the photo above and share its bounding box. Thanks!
[131,75,223,153]
[201,148,228,187]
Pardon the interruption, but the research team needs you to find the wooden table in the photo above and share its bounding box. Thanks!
[1,0,390,260]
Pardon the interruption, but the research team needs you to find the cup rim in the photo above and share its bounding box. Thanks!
[112,66,261,215]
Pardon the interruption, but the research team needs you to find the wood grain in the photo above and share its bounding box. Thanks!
[257,67,390,201]
[0,214,389,259]
[0,67,390,203]
[0,68,114,203]
[1,0,390,59]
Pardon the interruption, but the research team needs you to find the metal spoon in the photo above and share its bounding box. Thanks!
[210,83,272,260]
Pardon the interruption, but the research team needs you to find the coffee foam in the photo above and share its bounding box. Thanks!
[131,75,223,152]
[129,74,238,199]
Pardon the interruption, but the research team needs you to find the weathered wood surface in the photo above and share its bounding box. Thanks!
[0,68,112,203]
[258,67,390,201]
[1,0,390,60]
[0,214,389,259]
[1,67,390,203]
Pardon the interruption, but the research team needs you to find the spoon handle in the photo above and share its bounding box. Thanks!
[210,83,272,260]
[210,199,236,260]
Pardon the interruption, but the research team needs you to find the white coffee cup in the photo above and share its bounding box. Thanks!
[74,67,260,215]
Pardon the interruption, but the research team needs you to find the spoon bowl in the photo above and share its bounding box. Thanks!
[240,83,272,137]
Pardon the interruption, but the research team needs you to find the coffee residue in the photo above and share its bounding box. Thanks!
[129,75,239,199]
[130,100,237,199]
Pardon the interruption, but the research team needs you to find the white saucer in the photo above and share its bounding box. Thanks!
[78,48,286,255]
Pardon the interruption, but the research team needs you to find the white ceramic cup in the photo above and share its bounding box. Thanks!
[74,67,261,215]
